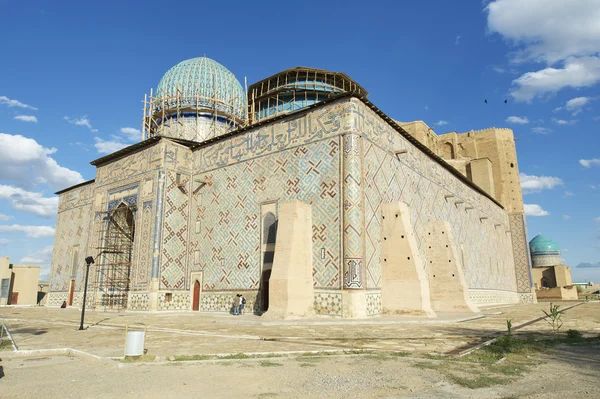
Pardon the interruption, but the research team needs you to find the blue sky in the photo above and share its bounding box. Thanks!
[0,0,599,281]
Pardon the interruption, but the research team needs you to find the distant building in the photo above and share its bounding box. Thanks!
[529,235,577,301]
[0,256,42,305]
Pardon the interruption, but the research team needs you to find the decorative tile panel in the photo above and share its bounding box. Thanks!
[129,293,150,311]
[509,213,535,293]
[366,291,382,316]
[469,289,519,305]
[313,291,342,316]
[160,172,190,290]
[158,292,190,310]
[342,134,365,289]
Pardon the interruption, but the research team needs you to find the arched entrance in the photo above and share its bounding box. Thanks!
[98,203,136,310]
[261,270,272,312]
[192,280,200,311]
[260,211,278,313]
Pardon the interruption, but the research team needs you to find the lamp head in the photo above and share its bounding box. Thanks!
[85,256,94,265]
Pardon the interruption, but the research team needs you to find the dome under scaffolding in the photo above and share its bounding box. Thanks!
[142,57,247,142]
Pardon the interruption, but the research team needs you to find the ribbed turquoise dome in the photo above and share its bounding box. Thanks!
[529,234,561,254]
[155,57,246,121]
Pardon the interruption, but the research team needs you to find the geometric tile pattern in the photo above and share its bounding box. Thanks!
[468,289,519,305]
[129,293,150,311]
[519,292,537,303]
[46,292,69,307]
[158,292,190,310]
[342,134,364,289]
[509,213,535,293]
[193,136,342,290]
[49,183,94,292]
[132,201,153,290]
[356,102,518,294]
[161,171,189,290]
[314,291,342,316]
[366,292,382,316]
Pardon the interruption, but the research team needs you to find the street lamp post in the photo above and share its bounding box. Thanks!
[78,256,94,331]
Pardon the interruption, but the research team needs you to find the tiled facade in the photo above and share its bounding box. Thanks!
[48,96,534,316]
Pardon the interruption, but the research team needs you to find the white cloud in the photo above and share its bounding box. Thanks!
[487,1,600,101]
[505,116,529,124]
[552,118,577,125]
[0,213,12,221]
[0,133,84,191]
[20,245,53,264]
[0,239,9,246]
[562,215,571,221]
[435,120,448,126]
[119,127,141,141]
[594,217,600,224]
[0,185,58,217]
[524,204,549,217]
[580,158,600,168]
[455,35,461,45]
[532,127,551,134]
[564,191,574,197]
[64,116,98,132]
[565,96,593,115]
[486,0,600,64]
[14,115,38,123]
[424,106,429,111]
[94,137,128,154]
[519,173,564,194]
[0,224,55,238]
[590,184,598,189]
[0,95,37,110]
[510,57,600,102]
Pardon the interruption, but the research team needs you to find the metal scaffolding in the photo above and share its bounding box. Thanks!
[248,67,368,124]
[93,203,136,311]
[142,86,247,141]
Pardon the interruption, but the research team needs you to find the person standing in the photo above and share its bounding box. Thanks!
[239,294,246,315]
[232,294,240,316]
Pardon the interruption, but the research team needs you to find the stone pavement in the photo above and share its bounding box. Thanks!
[2,301,599,358]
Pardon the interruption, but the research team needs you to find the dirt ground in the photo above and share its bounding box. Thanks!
[1,344,599,399]
[1,301,599,398]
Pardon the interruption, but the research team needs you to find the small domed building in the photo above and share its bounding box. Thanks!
[529,234,577,300]
[47,55,539,318]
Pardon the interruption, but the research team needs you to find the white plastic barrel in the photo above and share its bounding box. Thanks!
[125,330,145,356]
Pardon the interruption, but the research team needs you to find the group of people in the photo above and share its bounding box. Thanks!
[232,294,246,316]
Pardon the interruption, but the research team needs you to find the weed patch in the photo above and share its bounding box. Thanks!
[172,354,213,361]
[119,354,156,363]
[260,361,282,367]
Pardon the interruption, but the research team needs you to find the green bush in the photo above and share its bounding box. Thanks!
[566,329,583,340]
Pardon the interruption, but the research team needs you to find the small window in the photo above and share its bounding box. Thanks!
[176,173,181,184]
[195,220,201,234]
[165,293,173,302]
[510,163,514,168]
[194,250,200,265]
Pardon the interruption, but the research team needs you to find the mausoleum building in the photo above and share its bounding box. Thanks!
[47,57,537,318]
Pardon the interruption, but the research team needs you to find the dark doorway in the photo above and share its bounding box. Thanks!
[261,270,271,312]
[68,279,75,306]
[192,280,200,311]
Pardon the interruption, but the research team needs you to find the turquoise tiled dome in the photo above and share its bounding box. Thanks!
[155,57,246,121]
[529,234,561,254]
